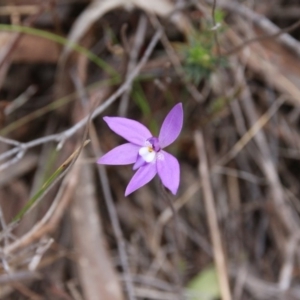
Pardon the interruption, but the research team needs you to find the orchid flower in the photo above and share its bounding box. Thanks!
[97,103,183,196]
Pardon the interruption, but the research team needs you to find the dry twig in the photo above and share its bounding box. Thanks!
[194,130,232,300]
[0,29,162,171]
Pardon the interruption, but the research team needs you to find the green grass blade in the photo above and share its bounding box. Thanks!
[13,140,90,222]
[0,24,117,76]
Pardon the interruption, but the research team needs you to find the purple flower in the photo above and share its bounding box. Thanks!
[97,103,183,196]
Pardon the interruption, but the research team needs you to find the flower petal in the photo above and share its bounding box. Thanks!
[104,116,152,145]
[97,143,139,165]
[158,103,183,148]
[132,155,146,170]
[125,163,157,196]
[157,151,180,195]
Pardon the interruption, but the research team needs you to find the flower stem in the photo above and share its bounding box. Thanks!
[159,182,184,300]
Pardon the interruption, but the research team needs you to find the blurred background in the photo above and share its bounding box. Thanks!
[1,0,300,299]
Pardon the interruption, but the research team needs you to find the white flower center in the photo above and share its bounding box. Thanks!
[139,146,156,163]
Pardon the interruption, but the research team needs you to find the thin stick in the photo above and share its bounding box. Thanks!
[194,130,232,300]
[3,152,81,254]
[118,14,147,116]
[208,0,300,58]
[216,96,286,166]
[90,125,136,300]
[0,29,162,170]
[154,97,284,232]
[223,19,300,56]
[278,233,300,291]
[5,85,37,115]
[71,55,134,300]
[211,0,221,56]
[149,15,203,103]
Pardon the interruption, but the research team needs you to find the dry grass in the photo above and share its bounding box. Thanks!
[1,0,300,299]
